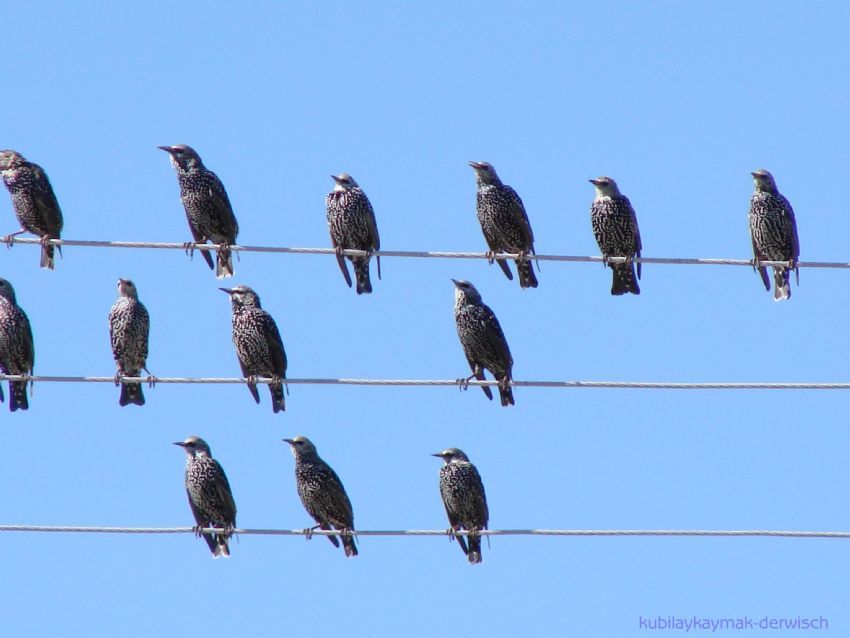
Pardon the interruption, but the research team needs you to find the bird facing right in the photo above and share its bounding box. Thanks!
[174,436,237,558]
[159,144,240,279]
[469,161,538,288]
[748,169,800,301]
[108,278,150,407]
[0,277,34,411]
[220,285,287,413]
[325,173,381,294]
[433,447,489,564]
[589,176,642,295]
[0,150,64,270]
[283,436,358,557]
[452,279,514,406]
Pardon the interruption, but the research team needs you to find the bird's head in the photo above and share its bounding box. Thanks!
[158,144,203,171]
[451,278,482,304]
[468,161,501,186]
[117,278,139,299]
[331,172,359,192]
[283,435,318,458]
[219,285,261,309]
[432,447,469,464]
[751,169,777,193]
[589,176,621,198]
[0,277,17,304]
[0,150,25,171]
[174,435,211,457]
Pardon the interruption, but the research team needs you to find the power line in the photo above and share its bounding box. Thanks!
[3,236,842,269]
[0,524,847,538]
[3,374,850,391]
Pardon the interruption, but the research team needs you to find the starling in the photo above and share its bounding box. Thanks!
[432,448,489,564]
[0,278,34,411]
[0,150,64,270]
[589,176,642,295]
[174,436,237,558]
[325,173,381,294]
[469,161,538,288]
[748,169,800,301]
[283,436,358,557]
[452,279,514,406]
[159,144,239,279]
[220,285,287,412]
[108,278,150,407]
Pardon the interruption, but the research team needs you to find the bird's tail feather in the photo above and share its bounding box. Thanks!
[119,382,145,407]
[611,263,640,295]
[353,258,372,294]
[499,384,514,407]
[467,532,483,564]
[517,258,538,288]
[270,381,286,413]
[199,247,215,271]
[216,245,235,279]
[10,380,27,411]
[773,267,791,301]
[342,531,358,557]
[40,242,55,270]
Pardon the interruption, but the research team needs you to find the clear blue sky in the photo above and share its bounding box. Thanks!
[2,2,848,636]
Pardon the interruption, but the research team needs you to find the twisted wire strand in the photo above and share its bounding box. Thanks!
[2,374,850,391]
[0,525,846,538]
[2,236,841,269]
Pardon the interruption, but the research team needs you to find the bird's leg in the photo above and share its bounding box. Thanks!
[456,375,473,392]
[485,250,496,265]
[193,524,204,538]
[498,376,512,392]
[304,524,322,541]
[602,253,610,268]
[447,525,459,542]
[3,229,25,248]
[246,374,259,386]
[21,373,33,397]
[335,245,346,260]
[183,241,196,259]
[113,371,123,387]
[751,257,762,270]
[146,374,158,389]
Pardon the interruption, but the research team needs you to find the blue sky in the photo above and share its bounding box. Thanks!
[2,2,849,636]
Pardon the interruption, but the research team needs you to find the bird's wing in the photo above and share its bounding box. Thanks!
[213,461,238,523]
[365,198,380,251]
[186,489,208,527]
[325,465,354,527]
[19,311,34,372]
[472,467,489,528]
[783,196,800,262]
[261,312,287,377]
[481,305,513,369]
[207,174,239,241]
[507,186,534,247]
[138,304,151,364]
[625,197,642,278]
[30,164,63,235]
[107,306,122,359]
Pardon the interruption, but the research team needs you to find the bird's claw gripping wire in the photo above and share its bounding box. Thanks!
[146,375,158,389]
[485,250,497,265]
[113,372,123,387]
[2,229,24,249]
[182,241,196,259]
[304,525,321,541]
[456,376,473,392]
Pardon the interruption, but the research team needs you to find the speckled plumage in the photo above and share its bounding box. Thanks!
[221,285,286,412]
[469,162,537,288]
[108,278,150,407]
[589,176,642,295]
[326,173,381,294]
[0,278,33,411]
[433,448,489,564]
[452,279,514,406]
[0,150,64,269]
[284,436,357,557]
[748,169,799,301]
[175,436,237,558]
[159,145,239,279]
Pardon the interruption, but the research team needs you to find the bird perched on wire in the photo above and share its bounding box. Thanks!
[452,279,514,406]
[589,176,642,295]
[108,278,150,407]
[469,161,538,288]
[174,436,237,558]
[0,278,33,411]
[748,169,800,301]
[283,436,358,557]
[433,447,489,564]
[159,144,239,279]
[325,173,381,294]
[0,150,64,270]
[220,285,287,412]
